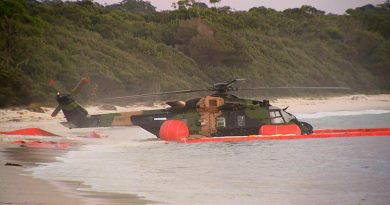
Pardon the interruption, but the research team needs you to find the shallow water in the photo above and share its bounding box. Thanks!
[32,111,390,205]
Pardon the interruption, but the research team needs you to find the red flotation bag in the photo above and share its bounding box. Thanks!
[0,128,58,137]
[259,124,301,135]
[159,120,189,141]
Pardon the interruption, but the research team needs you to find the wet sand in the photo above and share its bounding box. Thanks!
[0,144,83,205]
[0,94,389,204]
[0,144,153,205]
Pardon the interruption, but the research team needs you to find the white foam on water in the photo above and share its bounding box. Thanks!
[296,109,390,119]
[29,112,390,205]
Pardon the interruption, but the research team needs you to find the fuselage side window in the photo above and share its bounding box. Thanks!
[216,117,226,128]
[237,115,245,127]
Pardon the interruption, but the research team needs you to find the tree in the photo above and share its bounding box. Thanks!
[192,2,208,9]
[209,0,221,14]
[177,0,192,10]
[106,0,156,13]
[346,3,390,38]
[0,0,41,67]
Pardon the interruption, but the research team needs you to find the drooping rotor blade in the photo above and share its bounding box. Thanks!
[238,87,351,91]
[51,105,61,117]
[71,77,89,95]
[98,89,208,102]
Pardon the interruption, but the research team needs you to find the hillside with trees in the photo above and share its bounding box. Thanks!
[0,0,389,107]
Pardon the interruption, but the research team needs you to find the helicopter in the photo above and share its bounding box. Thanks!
[50,78,349,141]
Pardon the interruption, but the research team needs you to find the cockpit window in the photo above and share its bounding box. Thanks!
[269,110,284,124]
[280,110,294,123]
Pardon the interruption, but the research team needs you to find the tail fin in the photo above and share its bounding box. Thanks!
[56,94,90,128]
[50,78,91,128]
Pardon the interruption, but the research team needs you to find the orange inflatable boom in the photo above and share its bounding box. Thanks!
[176,127,390,144]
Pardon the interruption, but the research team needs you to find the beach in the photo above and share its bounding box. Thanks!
[0,144,83,205]
[272,94,390,114]
[1,94,389,205]
[0,143,153,205]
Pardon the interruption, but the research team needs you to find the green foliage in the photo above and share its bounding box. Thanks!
[106,0,155,13]
[0,65,32,107]
[346,2,390,38]
[0,0,389,107]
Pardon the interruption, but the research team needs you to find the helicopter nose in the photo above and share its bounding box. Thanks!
[299,121,313,135]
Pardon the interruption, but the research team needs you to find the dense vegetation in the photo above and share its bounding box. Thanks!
[0,0,389,107]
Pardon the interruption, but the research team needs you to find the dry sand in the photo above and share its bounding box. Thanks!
[0,94,389,204]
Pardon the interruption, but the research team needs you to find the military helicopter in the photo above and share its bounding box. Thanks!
[50,78,349,141]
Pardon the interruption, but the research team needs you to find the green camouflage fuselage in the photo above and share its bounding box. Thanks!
[57,94,311,137]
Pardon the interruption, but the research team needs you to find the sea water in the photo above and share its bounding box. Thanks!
[31,110,390,205]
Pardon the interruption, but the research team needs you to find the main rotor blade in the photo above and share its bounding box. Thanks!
[238,87,351,91]
[51,105,61,117]
[98,89,208,102]
[226,78,245,87]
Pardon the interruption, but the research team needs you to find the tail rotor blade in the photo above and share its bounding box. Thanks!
[71,77,89,95]
[51,105,61,117]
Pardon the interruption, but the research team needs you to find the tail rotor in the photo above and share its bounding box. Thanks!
[49,77,89,117]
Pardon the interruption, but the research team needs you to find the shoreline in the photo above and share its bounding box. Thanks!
[0,143,153,205]
[271,94,390,114]
[0,144,83,205]
[1,94,390,204]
